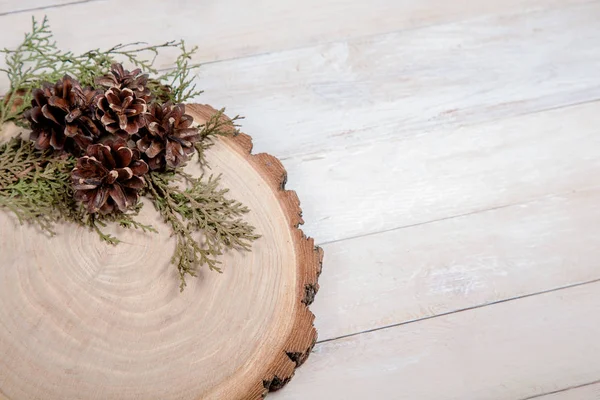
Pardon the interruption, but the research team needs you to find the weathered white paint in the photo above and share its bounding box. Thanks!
[314,186,600,340]
[0,0,86,15]
[1,1,599,399]
[0,0,588,68]
[272,282,600,399]
[536,383,600,400]
[286,102,600,242]
[196,2,600,159]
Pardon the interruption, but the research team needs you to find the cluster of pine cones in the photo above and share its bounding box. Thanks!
[24,63,200,214]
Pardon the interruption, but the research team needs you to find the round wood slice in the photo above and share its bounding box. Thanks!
[0,104,323,400]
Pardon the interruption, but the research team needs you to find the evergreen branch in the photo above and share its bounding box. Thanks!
[153,40,203,103]
[0,136,76,234]
[195,108,243,167]
[0,17,196,128]
[146,170,259,291]
[0,137,158,243]
[87,215,121,245]
[118,216,158,234]
[0,17,261,291]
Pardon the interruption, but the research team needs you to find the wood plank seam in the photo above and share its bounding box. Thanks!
[281,100,600,242]
[7,0,587,83]
[275,95,600,162]
[0,0,99,17]
[308,183,600,341]
[151,0,597,72]
[317,276,600,345]
[274,281,600,399]
[316,182,600,247]
[184,1,600,164]
[520,379,600,400]
[0,0,94,15]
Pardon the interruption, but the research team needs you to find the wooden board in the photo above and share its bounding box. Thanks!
[0,105,322,400]
[270,281,600,400]
[0,0,587,78]
[196,1,600,160]
[313,186,600,341]
[535,382,600,400]
[2,1,600,399]
[284,101,600,243]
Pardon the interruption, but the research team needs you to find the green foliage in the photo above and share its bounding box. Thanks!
[0,136,76,233]
[0,136,156,242]
[0,16,260,290]
[0,16,202,127]
[155,41,204,103]
[147,171,259,291]
[195,108,243,167]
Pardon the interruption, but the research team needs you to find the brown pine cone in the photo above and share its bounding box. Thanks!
[96,87,147,138]
[147,78,173,103]
[95,63,152,101]
[25,75,103,152]
[72,138,149,214]
[136,102,200,170]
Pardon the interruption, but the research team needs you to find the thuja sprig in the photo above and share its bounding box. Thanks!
[195,108,243,167]
[155,40,204,103]
[147,171,259,291]
[87,202,159,245]
[0,136,75,233]
[0,136,157,241]
[0,17,260,290]
[0,16,201,127]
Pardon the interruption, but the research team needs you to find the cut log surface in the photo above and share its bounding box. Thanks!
[0,104,322,400]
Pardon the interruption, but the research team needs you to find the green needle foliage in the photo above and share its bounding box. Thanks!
[155,41,204,103]
[0,16,201,127]
[193,107,244,168]
[0,136,154,242]
[148,171,259,291]
[0,136,76,233]
[0,17,259,290]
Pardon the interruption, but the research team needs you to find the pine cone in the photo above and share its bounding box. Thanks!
[25,75,102,152]
[96,87,147,138]
[147,78,173,103]
[95,63,152,101]
[136,102,200,170]
[72,139,149,214]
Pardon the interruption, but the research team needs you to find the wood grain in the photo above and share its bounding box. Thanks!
[285,101,600,243]
[195,1,600,159]
[313,186,600,341]
[0,105,322,400]
[0,0,587,75]
[1,1,599,399]
[270,281,600,400]
[4,3,599,163]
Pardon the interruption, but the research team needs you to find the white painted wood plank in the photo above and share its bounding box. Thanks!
[2,4,598,244]
[284,101,600,243]
[3,3,598,161]
[271,281,600,400]
[3,3,596,150]
[313,186,600,341]
[196,2,600,159]
[535,383,600,400]
[0,1,88,15]
[0,0,585,69]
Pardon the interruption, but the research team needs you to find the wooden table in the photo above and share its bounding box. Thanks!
[1,1,600,399]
